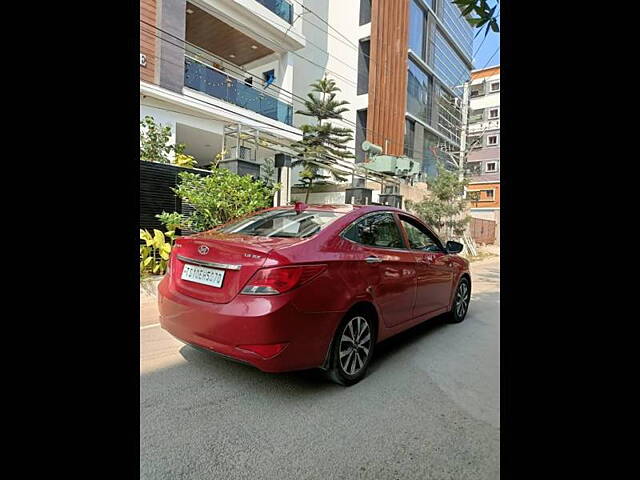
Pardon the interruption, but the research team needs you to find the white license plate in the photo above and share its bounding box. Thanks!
[181,264,225,288]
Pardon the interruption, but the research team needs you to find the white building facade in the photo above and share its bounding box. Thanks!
[140,0,365,204]
[140,0,475,205]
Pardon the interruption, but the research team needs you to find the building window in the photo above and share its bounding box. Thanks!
[467,135,482,149]
[422,131,443,178]
[404,118,416,158]
[439,0,474,58]
[431,28,469,97]
[407,59,432,124]
[359,0,372,25]
[355,109,368,163]
[466,190,481,202]
[436,86,462,145]
[489,107,499,119]
[263,69,275,88]
[486,161,498,173]
[467,188,495,202]
[468,108,484,123]
[490,81,500,92]
[408,0,426,60]
[357,39,370,95]
[466,161,482,175]
[470,87,482,97]
[487,134,499,146]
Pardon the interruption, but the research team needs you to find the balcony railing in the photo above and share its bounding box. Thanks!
[184,56,293,126]
[254,0,293,24]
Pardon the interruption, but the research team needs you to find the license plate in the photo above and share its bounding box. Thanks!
[181,264,225,288]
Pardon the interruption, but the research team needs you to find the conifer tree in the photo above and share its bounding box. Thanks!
[291,76,354,203]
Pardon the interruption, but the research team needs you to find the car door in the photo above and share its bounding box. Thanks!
[398,215,454,318]
[341,212,417,328]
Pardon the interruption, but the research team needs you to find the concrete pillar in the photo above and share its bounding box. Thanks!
[278,52,294,123]
[159,0,186,93]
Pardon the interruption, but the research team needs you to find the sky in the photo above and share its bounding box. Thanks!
[471,1,500,70]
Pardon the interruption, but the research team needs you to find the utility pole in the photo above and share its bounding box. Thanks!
[458,79,470,183]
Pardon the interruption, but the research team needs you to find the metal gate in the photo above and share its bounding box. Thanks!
[469,217,496,245]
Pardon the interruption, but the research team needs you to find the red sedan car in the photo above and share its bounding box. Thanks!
[158,204,470,385]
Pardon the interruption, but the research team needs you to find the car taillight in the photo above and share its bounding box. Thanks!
[241,265,326,295]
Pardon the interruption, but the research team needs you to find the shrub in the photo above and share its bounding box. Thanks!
[172,169,279,232]
[140,229,174,276]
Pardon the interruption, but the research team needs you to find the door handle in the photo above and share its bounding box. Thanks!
[365,256,383,263]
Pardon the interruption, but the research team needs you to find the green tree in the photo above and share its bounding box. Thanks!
[291,76,354,203]
[453,0,500,37]
[406,161,470,242]
[140,115,186,164]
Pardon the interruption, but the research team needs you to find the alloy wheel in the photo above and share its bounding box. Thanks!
[455,281,469,318]
[338,316,371,376]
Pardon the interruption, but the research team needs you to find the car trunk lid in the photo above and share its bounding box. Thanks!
[170,232,299,303]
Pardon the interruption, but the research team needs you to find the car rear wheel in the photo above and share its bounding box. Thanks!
[326,312,375,386]
[447,277,471,323]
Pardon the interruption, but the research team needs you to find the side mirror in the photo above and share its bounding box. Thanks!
[446,240,463,254]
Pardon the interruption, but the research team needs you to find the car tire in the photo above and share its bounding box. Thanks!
[447,277,471,324]
[326,311,375,386]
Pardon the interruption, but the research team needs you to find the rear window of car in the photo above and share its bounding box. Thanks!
[218,210,344,238]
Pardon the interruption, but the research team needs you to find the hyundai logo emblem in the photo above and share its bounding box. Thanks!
[198,245,209,255]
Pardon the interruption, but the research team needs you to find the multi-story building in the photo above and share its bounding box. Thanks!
[140,0,474,203]
[140,0,366,204]
[353,0,474,178]
[465,65,500,221]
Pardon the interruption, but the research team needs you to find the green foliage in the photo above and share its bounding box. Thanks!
[261,158,277,187]
[453,0,499,37]
[175,152,197,168]
[171,169,278,232]
[140,115,192,165]
[140,228,174,275]
[156,211,185,232]
[140,116,179,163]
[291,76,354,202]
[406,161,470,241]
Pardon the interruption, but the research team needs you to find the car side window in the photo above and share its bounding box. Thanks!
[343,213,405,249]
[399,217,443,252]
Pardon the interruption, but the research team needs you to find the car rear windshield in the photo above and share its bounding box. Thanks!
[218,210,344,238]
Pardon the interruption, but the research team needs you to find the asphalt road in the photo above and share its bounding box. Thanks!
[140,257,500,479]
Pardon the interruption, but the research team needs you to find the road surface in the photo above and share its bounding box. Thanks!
[140,258,500,479]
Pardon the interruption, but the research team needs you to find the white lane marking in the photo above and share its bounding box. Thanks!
[141,323,161,330]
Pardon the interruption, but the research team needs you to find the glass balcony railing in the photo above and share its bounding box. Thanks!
[254,0,293,24]
[184,56,293,126]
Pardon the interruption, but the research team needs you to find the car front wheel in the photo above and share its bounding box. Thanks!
[326,312,375,386]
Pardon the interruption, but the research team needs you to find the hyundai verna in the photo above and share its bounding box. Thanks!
[158,203,470,385]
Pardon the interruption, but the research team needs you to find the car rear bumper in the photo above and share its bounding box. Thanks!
[157,275,343,372]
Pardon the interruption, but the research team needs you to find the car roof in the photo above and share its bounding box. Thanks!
[273,204,404,214]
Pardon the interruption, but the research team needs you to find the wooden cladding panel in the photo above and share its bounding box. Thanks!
[367,0,409,156]
[140,0,157,84]
[185,2,273,66]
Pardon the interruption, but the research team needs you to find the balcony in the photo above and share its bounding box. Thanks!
[184,56,293,125]
[190,1,304,52]
[254,0,293,24]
